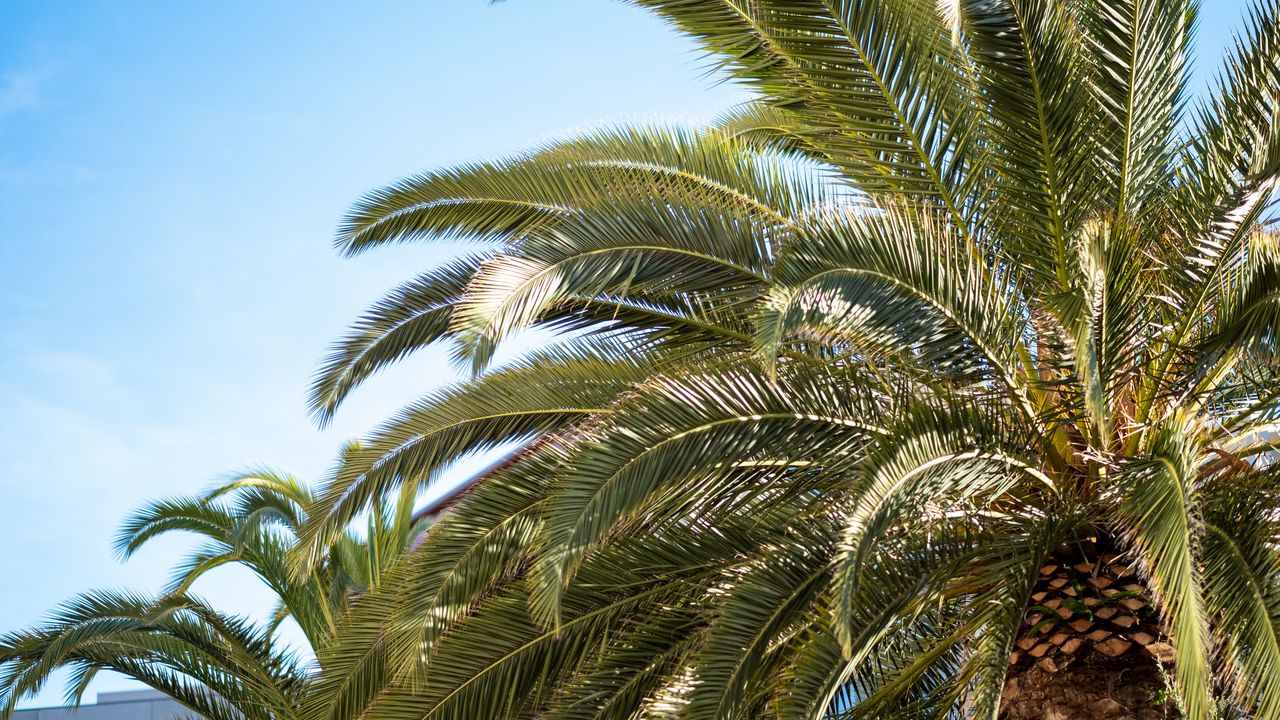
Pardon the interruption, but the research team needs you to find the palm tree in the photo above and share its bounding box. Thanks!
[312,1,1280,718]
[0,453,430,720]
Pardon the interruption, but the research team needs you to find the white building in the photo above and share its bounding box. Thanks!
[11,691,186,720]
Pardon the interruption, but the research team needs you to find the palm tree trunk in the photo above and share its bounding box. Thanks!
[1000,652,1175,719]
[999,552,1179,719]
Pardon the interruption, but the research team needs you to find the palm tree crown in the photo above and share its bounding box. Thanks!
[295,1,1280,717]
[0,454,429,720]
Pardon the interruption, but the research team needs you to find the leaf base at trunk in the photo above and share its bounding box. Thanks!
[1000,651,1176,720]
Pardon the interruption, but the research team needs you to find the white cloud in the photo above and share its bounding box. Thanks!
[0,66,49,119]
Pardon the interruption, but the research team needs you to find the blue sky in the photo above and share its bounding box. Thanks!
[0,0,1256,708]
[0,1,747,706]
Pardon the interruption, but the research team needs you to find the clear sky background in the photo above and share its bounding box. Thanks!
[0,0,1255,708]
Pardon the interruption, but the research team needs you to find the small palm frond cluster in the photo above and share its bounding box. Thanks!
[290,1,1280,719]
[0,452,429,720]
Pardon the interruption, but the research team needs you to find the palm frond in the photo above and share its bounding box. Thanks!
[1115,413,1214,719]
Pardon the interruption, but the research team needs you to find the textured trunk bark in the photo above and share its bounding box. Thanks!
[999,651,1176,719]
[999,544,1181,720]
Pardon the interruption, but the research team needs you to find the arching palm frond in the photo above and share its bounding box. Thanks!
[298,1,1280,716]
[0,592,307,720]
[13,1,1280,719]
[0,452,429,720]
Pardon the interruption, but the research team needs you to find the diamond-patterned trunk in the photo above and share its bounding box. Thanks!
[999,552,1178,720]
